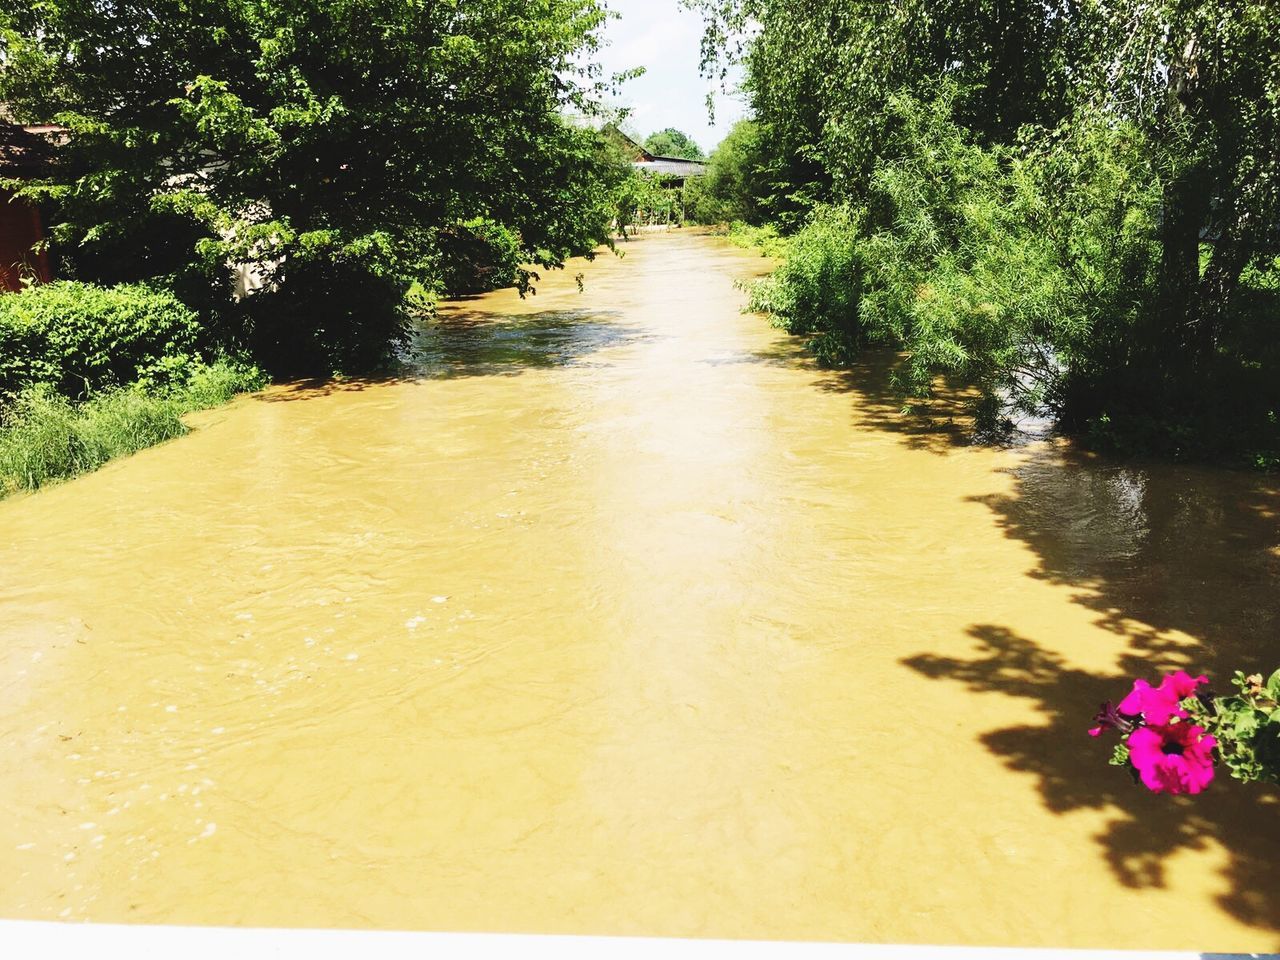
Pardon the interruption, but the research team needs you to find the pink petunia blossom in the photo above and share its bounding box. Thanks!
[1116,671,1208,726]
[1162,670,1209,700]
[1126,722,1217,795]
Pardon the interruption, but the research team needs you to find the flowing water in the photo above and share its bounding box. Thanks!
[1,232,1278,948]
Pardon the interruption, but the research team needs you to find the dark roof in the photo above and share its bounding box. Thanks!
[0,123,62,176]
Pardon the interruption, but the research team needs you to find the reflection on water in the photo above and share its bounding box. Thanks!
[0,233,1276,949]
[400,309,642,378]
[978,449,1280,648]
[906,447,1280,939]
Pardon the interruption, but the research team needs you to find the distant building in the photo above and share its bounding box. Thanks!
[0,122,61,292]
[605,126,708,187]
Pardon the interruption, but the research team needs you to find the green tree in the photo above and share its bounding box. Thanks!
[0,0,623,374]
[685,0,1077,215]
[1091,1,1280,361]
[687,0,1280,463]
[643,127,705,161]
[684,118,772,224]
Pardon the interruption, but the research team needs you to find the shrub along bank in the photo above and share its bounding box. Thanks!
[0,281,265,496]
[0,358,265,496]
[0,281,204,400]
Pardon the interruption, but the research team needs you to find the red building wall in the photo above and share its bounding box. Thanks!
[0,188,51,292]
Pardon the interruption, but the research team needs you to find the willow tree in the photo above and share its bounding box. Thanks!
[687,0,1280,460]
[686,0,1078,219]
[0,0,625,372]
[1092,1,1280,360]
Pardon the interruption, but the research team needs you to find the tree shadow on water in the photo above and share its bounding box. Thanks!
[256,377,402,402]
[255,309,644,400]
[905,625,1280,940]
[904,442,1280,940]
[807,349,986,455]
[400,308,645,379]
[973,445,1280,657]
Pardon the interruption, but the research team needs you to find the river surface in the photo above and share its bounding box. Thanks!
[1,232,1278,948]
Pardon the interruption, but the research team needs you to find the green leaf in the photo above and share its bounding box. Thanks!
[1233,711,1260,739]
[1266,668,1280,701]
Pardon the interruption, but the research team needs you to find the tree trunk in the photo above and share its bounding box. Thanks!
[1152,30,1214,361]
[1196,228,1251,352]
[1156,174,1209,356]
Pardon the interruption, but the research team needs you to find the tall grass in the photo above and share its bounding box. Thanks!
[0,359,265,497]
[723,221,791,259]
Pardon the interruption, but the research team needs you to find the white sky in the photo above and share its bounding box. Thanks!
[594,0,748,154]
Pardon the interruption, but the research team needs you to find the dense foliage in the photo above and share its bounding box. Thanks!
[681,119,771,225]
[1,0,626,374]
[687,0,1280,464]
[0,281,204,400]
[430,218,523,297]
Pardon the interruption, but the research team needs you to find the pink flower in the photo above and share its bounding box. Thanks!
[1163,670,1209,699]
[1126,722,1217,794]
[1116,671,1207,726]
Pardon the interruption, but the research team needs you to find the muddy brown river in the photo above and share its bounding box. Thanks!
[1,232,1277,948]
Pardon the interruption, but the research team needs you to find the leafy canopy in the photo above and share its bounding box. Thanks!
[0,0,626,372]
[686,0,1280,462]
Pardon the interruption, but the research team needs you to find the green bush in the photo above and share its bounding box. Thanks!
[679,177,723,226]
[0,281,204,401]
[0,359,265,496]
[178,357,266,408]
[746,92,1166,424]
[724,222,791,259]
[746,205,866,365]
[745,89,1280,461]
